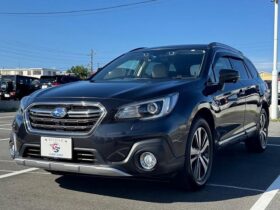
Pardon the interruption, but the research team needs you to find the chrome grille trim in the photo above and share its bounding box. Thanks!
[30,123,93,130]
[29,116,98,124]
[29,108,52,117]
[24,102,107,136]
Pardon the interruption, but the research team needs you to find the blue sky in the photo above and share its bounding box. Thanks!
[0,0,276,72]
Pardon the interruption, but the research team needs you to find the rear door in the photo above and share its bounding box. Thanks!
[240,59,263,131]
[211,53,246,143]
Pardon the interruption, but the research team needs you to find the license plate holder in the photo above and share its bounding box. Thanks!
[41,137,72,159]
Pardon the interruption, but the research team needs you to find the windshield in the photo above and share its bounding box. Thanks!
[92,49,206,81]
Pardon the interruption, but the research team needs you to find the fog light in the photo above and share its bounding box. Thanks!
[140,152,157,170]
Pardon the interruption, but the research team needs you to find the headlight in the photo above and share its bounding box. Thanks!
[17,96,30,114]
[115,93,179,120]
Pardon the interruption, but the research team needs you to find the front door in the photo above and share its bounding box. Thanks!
[211,55,246,143]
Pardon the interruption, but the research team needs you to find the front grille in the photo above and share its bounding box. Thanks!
[25,102,106,135]
[23,146,97,164]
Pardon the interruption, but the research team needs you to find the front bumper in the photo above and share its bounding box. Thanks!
[11,99,189,177]
[13,137,185,177]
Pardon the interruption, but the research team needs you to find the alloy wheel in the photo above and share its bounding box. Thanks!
[259,112,268,149]
[190,127,210,183]
[9,140,15,159]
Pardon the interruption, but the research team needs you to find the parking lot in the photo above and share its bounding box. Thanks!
[0,112,279,210]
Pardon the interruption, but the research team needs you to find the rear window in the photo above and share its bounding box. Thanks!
[229,58,250,80]
[244,59,260,79]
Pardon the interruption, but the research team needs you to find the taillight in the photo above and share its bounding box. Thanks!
[10,91,16,96]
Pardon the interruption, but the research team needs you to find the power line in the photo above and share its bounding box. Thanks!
[0,40,88,56]
[0,0,158,15]
[0,48,87,61]
[0,48,88,62]
[0,54,88,70]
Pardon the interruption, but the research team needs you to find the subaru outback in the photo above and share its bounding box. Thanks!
[10,42,270,190]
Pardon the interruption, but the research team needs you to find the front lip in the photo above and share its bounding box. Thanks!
[15,158,132,177]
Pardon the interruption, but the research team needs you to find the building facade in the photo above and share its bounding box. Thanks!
[259,72,272,81]
[0,68,59,78]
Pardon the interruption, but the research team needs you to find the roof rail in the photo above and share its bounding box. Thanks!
[129,47,146,52]
[208,42,243,55]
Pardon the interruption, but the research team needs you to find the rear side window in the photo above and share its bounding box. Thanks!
[229,58,250,80]
[213,57,232,82]
[245,59,260,78]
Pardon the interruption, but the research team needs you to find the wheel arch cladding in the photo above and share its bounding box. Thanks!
[192,108,215,141]
[262,101,270,120]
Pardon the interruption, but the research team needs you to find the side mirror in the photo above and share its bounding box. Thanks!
[219,69,239,84]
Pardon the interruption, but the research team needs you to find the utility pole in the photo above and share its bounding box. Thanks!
[90,49,94,72]
[271,0,279,119]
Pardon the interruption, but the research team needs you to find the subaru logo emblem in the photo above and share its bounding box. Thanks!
[52,107,67,118]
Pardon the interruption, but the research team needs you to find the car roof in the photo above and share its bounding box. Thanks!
[133,44,208,52]
[131,42,243,55]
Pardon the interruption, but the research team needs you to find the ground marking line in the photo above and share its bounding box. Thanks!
[0,128,11,131]
[0,116,14,119]
[0,169,50,175]
[207,183,264,193]
[0,160,14,163]
[0,124,11,126]
[0,138,9,142]
[250,175,280,210]
[267,143,280,147]
[0,168,38,179]
[240,142,280,148]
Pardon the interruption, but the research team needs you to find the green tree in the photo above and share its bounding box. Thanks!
[67,65,90,79]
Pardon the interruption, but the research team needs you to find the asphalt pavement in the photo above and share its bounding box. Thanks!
[0,112,280,210]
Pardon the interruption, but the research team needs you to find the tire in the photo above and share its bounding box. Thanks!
[175,118,214,191]
[245,108,268,153]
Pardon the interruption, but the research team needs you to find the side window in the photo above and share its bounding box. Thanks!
[213,57,232,82]
[245,59,260,79]
[229,58,250,80]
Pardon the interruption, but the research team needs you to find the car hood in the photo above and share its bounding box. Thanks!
[31,80,197,102]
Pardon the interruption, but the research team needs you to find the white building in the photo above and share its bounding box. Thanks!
[0,68,60,78]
